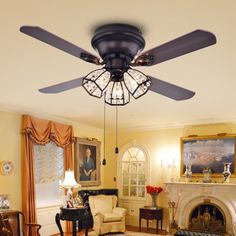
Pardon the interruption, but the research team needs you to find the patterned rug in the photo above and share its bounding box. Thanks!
[88,231,155,236]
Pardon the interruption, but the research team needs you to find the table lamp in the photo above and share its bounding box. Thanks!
[60,169,81,200]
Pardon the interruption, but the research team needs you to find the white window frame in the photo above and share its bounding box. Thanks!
[117,141,150,200]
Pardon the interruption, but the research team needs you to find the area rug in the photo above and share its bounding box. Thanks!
[88,231,156,236]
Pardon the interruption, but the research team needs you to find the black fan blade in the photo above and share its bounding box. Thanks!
[149,76,195,100]
[20,26,101,65]
[134,30,216,66]
[39,77,84,93]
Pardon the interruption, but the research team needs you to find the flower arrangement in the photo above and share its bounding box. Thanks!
[146,185,163,208]
[146,185,163,195]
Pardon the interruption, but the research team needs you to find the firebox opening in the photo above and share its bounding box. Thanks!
[188,203,226,234]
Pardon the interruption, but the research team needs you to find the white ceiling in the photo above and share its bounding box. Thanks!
[1,0,236,131]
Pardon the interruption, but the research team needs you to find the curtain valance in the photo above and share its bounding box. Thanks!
[22,114,74,147]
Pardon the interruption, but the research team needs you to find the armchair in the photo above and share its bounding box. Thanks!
[89,195,126,235]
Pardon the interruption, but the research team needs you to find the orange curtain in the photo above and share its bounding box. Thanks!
[21,115,74,236]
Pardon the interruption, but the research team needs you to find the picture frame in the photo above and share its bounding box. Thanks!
[0,194,10,209]
[74,138,101,186]
[180,134,236,177]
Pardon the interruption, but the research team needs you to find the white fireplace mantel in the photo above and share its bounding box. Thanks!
[165,182,236,235]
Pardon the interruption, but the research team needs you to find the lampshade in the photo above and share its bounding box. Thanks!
[105,80,130,105]
[82,67,151,106]
[83,68,110,98]
[123,69,151,99]
[60,170,81,189]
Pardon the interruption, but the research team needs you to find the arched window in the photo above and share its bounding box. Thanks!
[119,145,148,199]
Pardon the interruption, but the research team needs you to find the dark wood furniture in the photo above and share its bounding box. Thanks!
[139,206,163,234]
[55,207,89,236]
[0,210,41,236]
[0,214,12,235]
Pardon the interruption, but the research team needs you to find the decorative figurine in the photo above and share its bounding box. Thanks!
[202,167,212,183]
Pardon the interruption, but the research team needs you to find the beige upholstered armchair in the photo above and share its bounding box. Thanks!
[89,195,126,235]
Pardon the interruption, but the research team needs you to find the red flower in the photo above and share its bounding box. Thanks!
[146,185,163,194]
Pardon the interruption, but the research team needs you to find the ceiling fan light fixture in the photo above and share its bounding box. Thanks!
[83,68,110,98]
[105,81,130,105]
[124,69,151,99]
[28,24,216,103]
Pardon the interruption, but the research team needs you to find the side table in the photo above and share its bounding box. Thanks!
[139,206,163,234]
[55,207,89,236]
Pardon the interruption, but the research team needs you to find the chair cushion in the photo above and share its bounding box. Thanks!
[93,195,113,214]
[103,213,123,223]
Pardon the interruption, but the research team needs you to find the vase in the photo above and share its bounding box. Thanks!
[223,163,231,183]
[151,193,158,208]
[202,167,212,183]
[184,164,192,182]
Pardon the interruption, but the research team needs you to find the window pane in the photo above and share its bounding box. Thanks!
[130,162,137,173]
[128,147,139,157]
[138,174,145,185]
[138,187,145,198]
[122,151,130,161]
[137,162,145,173]
[130,186,137,197]
[123,175,129,185]
[130,174,137,185]
[123,186,129,196]
[136,150,145,161]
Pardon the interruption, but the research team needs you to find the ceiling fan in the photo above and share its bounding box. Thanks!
[20,23,216,105]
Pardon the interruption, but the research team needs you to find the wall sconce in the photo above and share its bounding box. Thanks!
[161,156,177,169]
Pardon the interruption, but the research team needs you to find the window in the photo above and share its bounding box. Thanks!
[34,141,64,208]
[120,146,148,199]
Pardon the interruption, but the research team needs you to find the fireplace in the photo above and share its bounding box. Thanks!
[189,202,226,233]
[165,182,236,235]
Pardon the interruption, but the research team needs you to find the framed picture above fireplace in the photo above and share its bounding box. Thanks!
[181,134,236,176]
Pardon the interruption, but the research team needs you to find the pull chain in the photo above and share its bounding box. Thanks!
[102,102,106,165]
[115,106,119,154]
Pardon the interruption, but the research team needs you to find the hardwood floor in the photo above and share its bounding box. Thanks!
[128,225,166,235]
[52,225,167,235]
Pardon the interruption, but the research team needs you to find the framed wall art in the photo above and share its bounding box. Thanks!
[0,194,10,209]
[181,134,236,176]
[74,138,101,186]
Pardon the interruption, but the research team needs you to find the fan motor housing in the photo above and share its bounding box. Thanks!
[91,23,145,62]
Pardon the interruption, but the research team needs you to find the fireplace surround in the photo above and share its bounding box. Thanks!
[165,182,236,235]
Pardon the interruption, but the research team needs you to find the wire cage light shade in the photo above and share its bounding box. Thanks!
[124,69,151,99]
[83,69,110,98]
[82,67,151,105]
[105,81,130,105]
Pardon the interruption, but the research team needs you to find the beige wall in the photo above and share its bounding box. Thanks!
[0,111,21,210]
[104,123,236,228]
